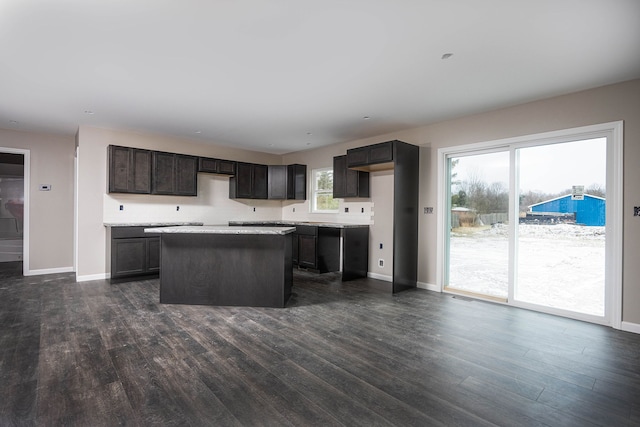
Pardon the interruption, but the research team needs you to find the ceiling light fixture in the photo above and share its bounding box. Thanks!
[84,110,95,115]
[441,53,453,60]
[194,130,202,134]
[363,116,371,120]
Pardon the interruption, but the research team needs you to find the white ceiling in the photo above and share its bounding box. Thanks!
[1,1,639,154]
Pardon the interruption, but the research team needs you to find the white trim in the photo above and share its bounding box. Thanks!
[74,143,78,274]
[621,321,640,335]
[417,281,439,292]
[368,272,392,282]
[24,266,74,276]
[607,121,624,329]
[0,146,29,275]
[76,272,110,282]
[436,121,624,329]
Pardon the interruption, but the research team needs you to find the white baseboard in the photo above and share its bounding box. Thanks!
[24,266,74,276]
[621,321,640,335]
[367,272,392,282]
[417,281,440,292]
[76,272,110,282]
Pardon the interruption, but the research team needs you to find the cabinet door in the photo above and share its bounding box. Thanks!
[252,164,268,199]
[333,155,347,198]
[147,237,161,272]
[268,165,287,199]
[112,238,147,277]
[298,235,317,269]
[287,164,307,200]
[346,146,369,167]
[198,157,219,173]
[109,145,131,193]
[234,162,253,198]
[218,160,236,175]
[152,151,176,194]
[292,232,299,265]
[175,155,198,196]
[334,155,369,198]
[368,141,393,164]
[108,145,151,194]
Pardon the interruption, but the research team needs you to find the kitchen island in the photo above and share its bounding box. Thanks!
[145,225,295,308]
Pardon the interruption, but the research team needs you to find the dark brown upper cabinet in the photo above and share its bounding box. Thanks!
[287,164,307,200]
[198,157,236,175]
[268,165,287,199]
[333,155,369,198]
[268,164,307,200]
[151,152,198,196]
[108,145,152,194]
[229,162,268,199]
[347,140,394,171]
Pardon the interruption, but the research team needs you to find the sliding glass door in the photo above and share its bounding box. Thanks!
[445,150,510,301]
[440,123,621,325]
[514,138,606,316]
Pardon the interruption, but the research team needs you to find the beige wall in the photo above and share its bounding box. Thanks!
[8,78,639,325]
[286,78,640,325]
[0,128,75,272]
[76,126,286,279]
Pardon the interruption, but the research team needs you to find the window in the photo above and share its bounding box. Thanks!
[311,167,339,213]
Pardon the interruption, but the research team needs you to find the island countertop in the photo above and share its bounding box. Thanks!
[228,220,369,229]
[145,225,296,235]
[104,221,204,227]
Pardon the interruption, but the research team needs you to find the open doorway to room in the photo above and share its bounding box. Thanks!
[0,151,25,275]
[438,122,622,326]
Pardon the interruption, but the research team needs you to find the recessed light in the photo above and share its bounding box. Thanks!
[84,110,95,115]
[306,132,312,135]
[441,53,453,60]
[363,116,371,120]
[194,130,202,134]
[306,142,311,146]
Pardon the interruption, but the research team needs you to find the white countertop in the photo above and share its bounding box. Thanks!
[104,222,204,227]
[228,220,369,229]
[144,225,296,235]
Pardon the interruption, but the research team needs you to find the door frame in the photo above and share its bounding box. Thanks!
[436,121,623,328]
[0,146,30,276]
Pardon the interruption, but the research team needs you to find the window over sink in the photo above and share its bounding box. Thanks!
[311,167,339,213]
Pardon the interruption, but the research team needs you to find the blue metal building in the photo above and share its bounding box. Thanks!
[529,194,605,226]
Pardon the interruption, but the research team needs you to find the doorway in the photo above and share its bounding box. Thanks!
[0,152,25,274]
[438,122,623,326]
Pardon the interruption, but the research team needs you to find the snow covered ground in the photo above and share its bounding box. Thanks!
[448,223,605,316]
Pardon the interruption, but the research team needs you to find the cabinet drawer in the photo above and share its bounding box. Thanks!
[111,226,148,239]
[296,225,318,236]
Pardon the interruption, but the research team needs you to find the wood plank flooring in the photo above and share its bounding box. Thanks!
[1,266,640,426]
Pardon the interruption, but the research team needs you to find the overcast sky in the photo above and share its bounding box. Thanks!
[452,137,607,194]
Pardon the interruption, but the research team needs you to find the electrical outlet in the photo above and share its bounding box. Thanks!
[361,207,364,213]
[344,207,349,213]
[424,207,434,214]
[176,206,180,211]
[379,243,383,249]
[378,259,384,268]
[293,207,295,213]
[253,207,256,212]
[635,206,640,216]
[119,205,124,211]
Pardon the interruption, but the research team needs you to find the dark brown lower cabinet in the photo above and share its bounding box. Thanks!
[110,227,162,280]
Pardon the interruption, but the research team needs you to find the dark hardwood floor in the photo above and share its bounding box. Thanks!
[1,266,639,426]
